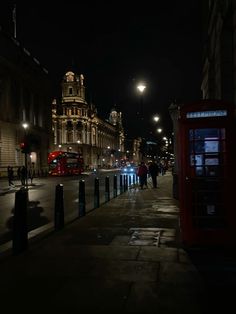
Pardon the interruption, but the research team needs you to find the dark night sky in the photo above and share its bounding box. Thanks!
[0,1,203,139]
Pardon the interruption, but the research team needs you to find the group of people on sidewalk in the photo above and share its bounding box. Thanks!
[137,161,160,189]
[7,165,34,188]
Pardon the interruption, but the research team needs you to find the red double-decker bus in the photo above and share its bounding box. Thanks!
[48,151,84,176]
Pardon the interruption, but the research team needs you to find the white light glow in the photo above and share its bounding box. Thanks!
[22,123,29,129]
[137,84,146,93]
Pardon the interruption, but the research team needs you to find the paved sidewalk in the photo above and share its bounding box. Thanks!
[0,172,234,313]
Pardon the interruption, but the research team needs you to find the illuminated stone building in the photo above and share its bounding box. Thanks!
[0,28,52,176]
[51,71,125,168]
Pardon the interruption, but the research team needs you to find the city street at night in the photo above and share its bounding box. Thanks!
[0,169,121,246]
[1,1,236,313]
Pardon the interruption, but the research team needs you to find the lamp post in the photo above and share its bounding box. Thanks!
[107,146,111,167]
[77,140,81,153]
[22,123,29,189]
[137,83,146,121]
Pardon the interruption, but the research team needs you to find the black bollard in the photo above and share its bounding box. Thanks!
[124,175,128,191]
[79,180,86,217]
[113,175,117,198]
[94,177,100,209]
[12,188,28,255]
[133,174,135,185]
[105,176,110,202]
[129,175,131,186]
[54,184,64,230]
[120,174,123,194]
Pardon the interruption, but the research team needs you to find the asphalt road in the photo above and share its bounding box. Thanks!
[0,169,130,245]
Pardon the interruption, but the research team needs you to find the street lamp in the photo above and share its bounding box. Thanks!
[22,122,29,189]
[77,140,82,154]
[137,84,146,93]
[137,83,146,121]
[153,115,160,123]
[22,123,28,130]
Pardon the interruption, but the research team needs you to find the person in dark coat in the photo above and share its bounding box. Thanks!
[20,166,27,186]
[17,166,21,180]
[28,167,34,184]
[7,166,14,187]
[148,161,159,188]
[137,161,148,189]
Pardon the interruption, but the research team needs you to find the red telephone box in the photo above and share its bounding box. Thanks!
[178,100,236,247]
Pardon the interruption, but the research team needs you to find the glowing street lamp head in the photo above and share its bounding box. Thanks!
[153,115,160,122]
[137,84,146,93]
[22,123,29,130]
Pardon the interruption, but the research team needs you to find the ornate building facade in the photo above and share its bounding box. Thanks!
[0,28,52,176]
[51,71,125,168]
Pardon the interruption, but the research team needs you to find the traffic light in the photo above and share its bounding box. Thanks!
[20,142,30,154]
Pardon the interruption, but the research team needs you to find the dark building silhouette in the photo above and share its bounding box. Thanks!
[201,0,236,104]
[0,27,52,175]
[169,1,236,198]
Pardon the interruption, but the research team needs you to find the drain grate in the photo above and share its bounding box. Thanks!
[128,228,161,246]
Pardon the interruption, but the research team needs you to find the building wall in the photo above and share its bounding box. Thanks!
[0,29,52,176]
[169,0,236,199]
[201,0,236,104]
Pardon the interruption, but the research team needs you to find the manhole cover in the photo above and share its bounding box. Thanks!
[128,228,161,246]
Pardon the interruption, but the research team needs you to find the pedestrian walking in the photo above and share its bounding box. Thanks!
[7,166,14,187]
[28,167,34,184]
[148,161,159,188]
[17,166,21,180]
[20,165,27,186]
[137,161,148,189]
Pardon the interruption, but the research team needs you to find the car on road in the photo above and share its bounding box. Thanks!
[121,163,137,174]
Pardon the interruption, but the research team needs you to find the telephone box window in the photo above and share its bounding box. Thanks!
[189,128,225,177]
[188,127,226,227]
